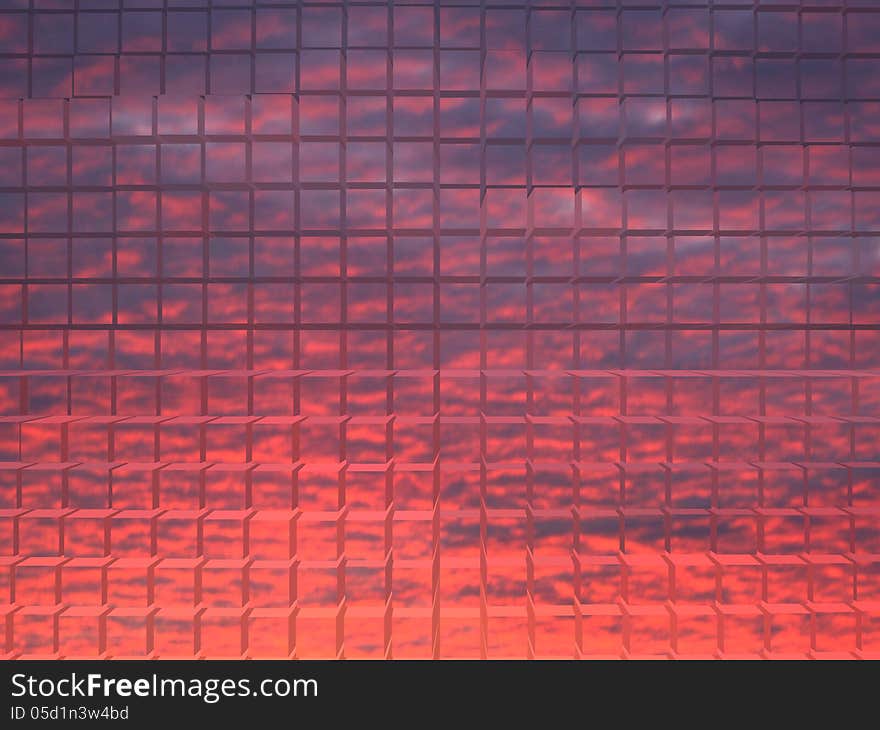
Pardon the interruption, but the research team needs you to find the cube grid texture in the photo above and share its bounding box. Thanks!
[0,0,878,659]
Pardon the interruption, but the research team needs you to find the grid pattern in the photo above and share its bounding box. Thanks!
[0,0,879,659]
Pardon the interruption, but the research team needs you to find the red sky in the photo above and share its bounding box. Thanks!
[0,1,879,659]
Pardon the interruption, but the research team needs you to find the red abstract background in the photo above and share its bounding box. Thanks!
[1,0,879,659]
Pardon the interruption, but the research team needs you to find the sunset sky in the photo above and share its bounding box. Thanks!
[1,0,879,659]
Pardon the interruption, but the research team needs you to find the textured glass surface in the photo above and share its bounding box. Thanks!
[0,1,878,659]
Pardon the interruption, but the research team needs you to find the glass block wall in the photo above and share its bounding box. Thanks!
[0,0,878,658]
